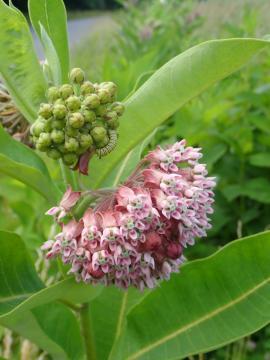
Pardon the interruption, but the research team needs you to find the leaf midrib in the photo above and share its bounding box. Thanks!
[127,276,270,360]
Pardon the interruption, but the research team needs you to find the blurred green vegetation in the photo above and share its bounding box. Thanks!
[71,1,270,358]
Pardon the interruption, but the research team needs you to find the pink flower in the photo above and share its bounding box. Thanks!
[46,186,81,221]
[42,139,216,290]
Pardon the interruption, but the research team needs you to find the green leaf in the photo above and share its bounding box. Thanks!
[0,125,60,204]
[87,287,146,360]
[39,23,62,85]
[0,1,47,123]
[249,152,270,167]
[86,38,270,188]
[0,231,102,320]
[111,231,270,360]
[223,178,270,203]
[28,0,70,82]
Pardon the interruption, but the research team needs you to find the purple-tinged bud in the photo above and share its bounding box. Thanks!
[53,104,67,120]
[59,84,74,100]
[166,243,182,260]
[70,68,85,84]
[83,94,100,109]
[39,103,52,119]
[68,112,85,129]
[66,96,81,112]
[144,232,162,251]
[81,81,95,95]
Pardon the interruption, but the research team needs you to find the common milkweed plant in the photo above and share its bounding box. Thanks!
[0,1,270,359]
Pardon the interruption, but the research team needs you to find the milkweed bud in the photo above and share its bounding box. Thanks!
[107,118,119,130]
[63,152,78,166]
[53,104,67,120]
[43,119,53,133]
[60,84,74,99]
[51,119,65,130]
[66,126,79,137]
[39,103,52,119]
[95,105,107,117]
[31,120,46,136]
[36,142,49,152]
[97,89,111,104]
[100,81,117,97]
[47,148,62,160]
[64,137,79,152]
[81,81,95,95]
[68,112,85,129]
[66,96,81,112]
[91,126,107,143]
[54,98,66,106]
[82,109,96,123]
[51,129,65,144]
[47,87,60,102]
[95,135,109,148]
[111,102,125,116]
[104,111,118,121]
[83,94,100,109]
[38,132,51,146]
[79,133,93,149]
[70,68,85,84]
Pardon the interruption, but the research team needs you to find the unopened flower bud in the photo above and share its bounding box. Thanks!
[70,68,85,84]
[43,119,53,133]
[97,88,111,104]
[66,96,81,111]
[51,129,65,144]
[51,119,65,130]
[100,81,117,96]
[47,148,62,160]
[38,132,51,146]
[64,137,79,152]
[79,134,93,149]
[54,98,65,106]
[83,94,100,109]
[82,109,96,123]
[95,135,109,148]
[95,105,107,117]
[63,152,78,166]
[36,142,49,152]
[47,86,60,102]
[66,126,79,137]
[31,120,46,136]
[107,118,119,130]
[53,104,67,119]
[59,84,74,100]
[68,112,85,129]
[166,243,182,260]
[81,81,94,95]
[39,103,52,119]
[104,111,118,121]
[91,126,107,143]
[111,102,125,116]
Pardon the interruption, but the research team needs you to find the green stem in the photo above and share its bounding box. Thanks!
[59,159,77,190]
[59,159,69,188]
[73,194,95,220]
[79,303,96,360]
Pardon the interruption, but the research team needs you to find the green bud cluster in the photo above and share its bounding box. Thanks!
[30,68,125,167]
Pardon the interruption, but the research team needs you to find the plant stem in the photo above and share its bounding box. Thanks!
[59,159,69,188]
[79,303,96,360]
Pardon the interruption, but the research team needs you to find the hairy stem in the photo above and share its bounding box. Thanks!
[79,303,96,360]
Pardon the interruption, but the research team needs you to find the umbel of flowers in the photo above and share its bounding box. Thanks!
[42,140,216,290]
[30,68,125,174]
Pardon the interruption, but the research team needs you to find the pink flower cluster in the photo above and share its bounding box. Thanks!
[42,140,216,290]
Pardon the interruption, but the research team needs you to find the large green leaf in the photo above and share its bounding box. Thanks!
[87,287,146,360]
[0,0,47,123]
[111,231,270,360]
[86,38,270,188]
[28,0,70,82]
[0,125,60,204]
[0,231,101,319]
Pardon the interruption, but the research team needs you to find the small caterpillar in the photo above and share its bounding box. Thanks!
[96,130,118,158]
